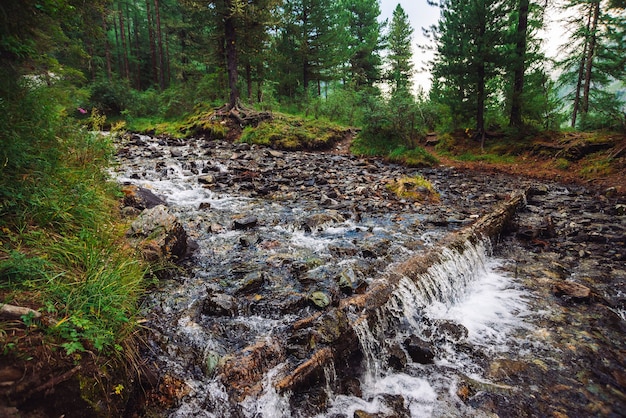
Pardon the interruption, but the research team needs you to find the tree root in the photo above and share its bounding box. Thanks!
[214,100,272,127]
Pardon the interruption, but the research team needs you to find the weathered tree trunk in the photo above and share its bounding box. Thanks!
[146,0,158,86]
[102,12,112,81]
[509,0,529,128]
[581,1,600,116]
[117,3,130,80]
[246,63,252,102]
[224,0,239,109]
[153,0,165,90]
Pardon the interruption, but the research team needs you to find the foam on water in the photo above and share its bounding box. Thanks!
[424,258,532,351]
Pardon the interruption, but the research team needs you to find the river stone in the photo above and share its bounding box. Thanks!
[404,335,435,364]
[233,216,258,230]
[388,342,408,370]
[198,174,216,185]
[122,184,167,210]
[310,291,330,309]
[552,280,591,303]
[127,204,188,262]
[202,292,237,317]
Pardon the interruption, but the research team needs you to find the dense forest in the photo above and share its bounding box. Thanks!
[2,0,625,136]
[0,0,625,414]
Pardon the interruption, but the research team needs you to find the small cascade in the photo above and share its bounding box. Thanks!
[411,240,490,306]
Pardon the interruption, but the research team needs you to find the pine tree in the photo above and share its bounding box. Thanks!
[558,0,626,130]
[338,0,385,90]
[428,0,510,145]
[386,4,414,94]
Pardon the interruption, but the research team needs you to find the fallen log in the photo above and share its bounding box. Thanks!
[273,189,528,394]
[0,304,41,320]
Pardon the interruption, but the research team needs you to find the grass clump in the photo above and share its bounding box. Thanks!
[386,175,440,203]
[240,114,347,150]
[0,82,147,357]
[388,146,439,167]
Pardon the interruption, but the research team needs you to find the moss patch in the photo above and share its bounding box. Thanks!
[240,115,348,151]
[386,175,440,203]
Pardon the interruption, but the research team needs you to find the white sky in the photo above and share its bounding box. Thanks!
[379,0,440,92]
[379,0,567,93]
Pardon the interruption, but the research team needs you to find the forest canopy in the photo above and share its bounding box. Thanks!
[1,0,624,136]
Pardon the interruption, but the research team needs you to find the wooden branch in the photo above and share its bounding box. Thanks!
[0,304,41,319]
[25,365,82,398]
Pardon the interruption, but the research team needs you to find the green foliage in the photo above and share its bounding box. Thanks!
[386,175,440,202]
[456,152,517,164]
[386,4,414,93]
[240,115,347,150]
[0,81,146,356]
[88,78,131,116]
[388,146,439,168]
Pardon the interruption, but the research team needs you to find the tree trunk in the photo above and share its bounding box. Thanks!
[118,3,130,80]
[117,3,130,80]
[102,12,112,81]
[132,1,142,89]
[571,48,587,128]
[146,0,158,86]
[165,31,171,87]
[509,0,529,128]
[257,62,263,103]
[581,1,600,117]
[153,0,165,90]
[246,63,252,102]
[224,1,239,109]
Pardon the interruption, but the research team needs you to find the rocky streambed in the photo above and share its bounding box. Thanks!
[113,134,625,417]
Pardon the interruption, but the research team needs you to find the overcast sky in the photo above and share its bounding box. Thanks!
[378,0,567,93]
[379,0,440,92]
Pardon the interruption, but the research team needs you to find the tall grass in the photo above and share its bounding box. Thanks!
[0,77,146,356]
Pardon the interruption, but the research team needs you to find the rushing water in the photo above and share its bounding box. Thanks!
[112,134,624,417]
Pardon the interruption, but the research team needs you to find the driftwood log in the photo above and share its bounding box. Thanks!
[217,189,528,400]
[0,304,41,319]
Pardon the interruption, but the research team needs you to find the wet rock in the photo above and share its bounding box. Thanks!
[302,211,345,232]
[552,280,592,303]
[329,243,359,257]
[235,271,266,295]
[202,292,237,317]
[336,268,362,295]
[488,358,530,382]
[122,184,167,209]
[425,320,468,342]
[404,335,435,364]
[310,291,331,309]
[233,216,258,230]
[387,343,408,370]
[127,205,188,262]
[198,174,215,185]
[198,202,211,210]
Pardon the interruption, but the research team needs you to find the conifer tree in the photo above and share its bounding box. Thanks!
[338,0,385,90]
[386,4,414,94]
[428,0,510,145]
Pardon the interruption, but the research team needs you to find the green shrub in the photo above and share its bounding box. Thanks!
[388,146,439,167]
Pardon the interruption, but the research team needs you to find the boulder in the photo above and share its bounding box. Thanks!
[121,185,167,210]
[127,205,189,262]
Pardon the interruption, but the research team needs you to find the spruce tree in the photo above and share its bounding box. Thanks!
[386,3,414,94]
[428,0,510,145]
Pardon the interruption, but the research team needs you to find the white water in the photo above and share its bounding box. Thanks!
[316,243,532,417]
